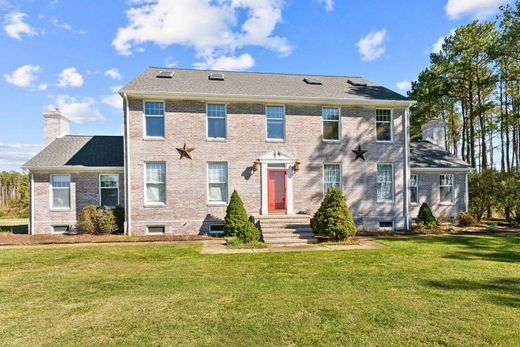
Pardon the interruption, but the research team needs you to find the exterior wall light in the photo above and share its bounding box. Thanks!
[252,160,260,172]
[293,159,301,172]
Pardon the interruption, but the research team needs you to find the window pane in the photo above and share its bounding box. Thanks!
[266,106,284,119]
[440,187,453,203]
[376,122,391,141]
[377,164,393,201]
[100,174,118,188]
[146,163,165,183]
[53,189,70,208]
[207,104,226,117]
[146,116,164,137]
[376,109,391,121]
[267,120,284,139]
[144,102,164,116]
[323,121,339,140]
[146,163,166,203]
[147,183,166,203]
[51,175,70,188]
[208,163,228,202]
[208,118,226,138]
[322,107,339,120]
[410,187,418,203]
[101,188,118,207]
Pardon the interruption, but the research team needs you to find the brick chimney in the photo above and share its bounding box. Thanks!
[421,119,446,149]
[44,109,70,146]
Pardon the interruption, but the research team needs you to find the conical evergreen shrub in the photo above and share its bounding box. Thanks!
[223,190,249,237]
[311,188,356,241]
[417,202,437,228]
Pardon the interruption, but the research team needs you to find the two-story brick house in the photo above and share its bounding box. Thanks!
[23,68,472,241]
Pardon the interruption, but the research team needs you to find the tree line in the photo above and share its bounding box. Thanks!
[409,2,519,172]
[0,171,29,218]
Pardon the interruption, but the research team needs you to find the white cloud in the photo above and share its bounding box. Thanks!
[0,142,41,149]
[164,56,177,68]
[37,83,48,91]
[102,86,123,109]
[396,80,411,92]
[50,16,72,30]
[193,53,255,71]
[112,0,292,68]
[431,29,456,53]
[49,95,105,123]
[0,151,38,167]
[318,0,334,11]
[445,0,509,19]
[3,12,37,40]
[104,68,122,80]
[3,65,40,87]
[356,29,387,62]
[57,67,84,88]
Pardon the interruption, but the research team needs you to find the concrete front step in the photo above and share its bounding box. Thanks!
[261,229,314,235]
[257,214,317,245]
[262,237,318,244]
[253,214,311,219]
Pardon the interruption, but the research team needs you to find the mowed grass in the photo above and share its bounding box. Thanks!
[0,235,519,346]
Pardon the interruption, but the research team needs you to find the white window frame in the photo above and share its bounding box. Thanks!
[143,100,165,140]
[440,174,454,205]
[146,225,165,235]
[50,174,71,210]
[99,174,120,207]
[206,103,227,141]
[410,174,418,205]
[207,162,229,205]
[322,107,341,142]
[376,163,394,203]
[375,109,393,143]
[378,221,394,231]
[323,163,342,196]
[265,104,286,142]
[52,225,70,234]
[144,162,167,206]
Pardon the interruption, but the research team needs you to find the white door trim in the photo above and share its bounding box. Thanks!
[259,150,295,215]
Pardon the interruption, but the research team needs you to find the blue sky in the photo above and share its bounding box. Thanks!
[0,0,512,171]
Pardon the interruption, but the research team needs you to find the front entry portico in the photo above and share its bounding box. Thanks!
[259,150,295,215]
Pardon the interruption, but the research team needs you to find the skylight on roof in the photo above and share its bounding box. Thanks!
[209,73,224,80]
[303,77,322,85]
[347,79,367,87]
[156,71,174,78]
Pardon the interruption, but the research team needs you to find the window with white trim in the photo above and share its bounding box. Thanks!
[51,174,70,209]
[440,174,453,203]
[207,162,228,203]
[323,164,341,194]
[377,164,394,202]
[322,107,340,141]
[376,109,392,141]
[144,101,165,138]
[410,174,418,204]
[145,162,166,204]
[379,221,394,230]
[52,225,70,233]
[147,226,165,234]
[207,104,226,139]
[266,105,285,140]
[100,174,119,207]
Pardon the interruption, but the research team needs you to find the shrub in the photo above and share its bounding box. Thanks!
[469,170,500,221]
[237,221,260,243]
[310,188,356,241]
[112,205,125,233]
[457,211,477,227]
[223,190,249,237]
[487,221,498,232]
[95,206,118,234]
[417,203,437,228]
[78,205,98,234]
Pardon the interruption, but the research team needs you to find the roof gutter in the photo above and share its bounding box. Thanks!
[22,166,124,172]
[120,90,415,107]
[411,167,474,173]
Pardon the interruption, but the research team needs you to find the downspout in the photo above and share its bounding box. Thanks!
[30,172,34,235]
[123,93,132,236]
[404,104,412,230]
[465,173,469,212]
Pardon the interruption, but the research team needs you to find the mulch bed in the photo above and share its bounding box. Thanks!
[0,232,214,246]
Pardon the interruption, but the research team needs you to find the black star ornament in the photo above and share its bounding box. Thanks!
[352,144,367,161]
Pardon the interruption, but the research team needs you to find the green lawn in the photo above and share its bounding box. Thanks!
[0,235,519,346]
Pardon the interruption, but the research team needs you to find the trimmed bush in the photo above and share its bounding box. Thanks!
[457,211,477,227]
[310,188,356,241]
[223,190,248,237]
[112,205,125,233]
[417,203,437,228]
[237,221,260,243]
[78,205,98,234]
[95,207,118,234]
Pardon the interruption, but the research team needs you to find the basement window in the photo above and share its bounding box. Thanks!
[208,224,225,236]
[52,225,70,233]
[147,226,165,235]
[379,221,394,231]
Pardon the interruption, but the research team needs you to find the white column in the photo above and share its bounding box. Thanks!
[286,164,294,215]
[261,163,268,215]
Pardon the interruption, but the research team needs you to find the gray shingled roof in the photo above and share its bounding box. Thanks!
[410,141,472,170]
[119,67,410,103]
[23,136,123,169]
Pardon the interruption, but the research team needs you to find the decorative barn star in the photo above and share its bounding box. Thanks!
[176,142,195,160]
[352,144,367,161]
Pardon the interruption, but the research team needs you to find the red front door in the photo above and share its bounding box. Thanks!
[268,169,286,213]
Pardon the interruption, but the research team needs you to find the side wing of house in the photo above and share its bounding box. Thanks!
[409,141,473,223]
[23,134,124,234]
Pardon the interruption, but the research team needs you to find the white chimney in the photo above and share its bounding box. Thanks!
[421,120,446,149]
[44,109,70,146]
